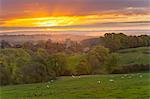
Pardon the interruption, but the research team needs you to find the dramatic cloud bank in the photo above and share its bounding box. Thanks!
[0,0,150,35]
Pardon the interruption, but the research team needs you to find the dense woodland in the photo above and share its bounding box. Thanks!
[82,33,150,51]
[0,33,150,85]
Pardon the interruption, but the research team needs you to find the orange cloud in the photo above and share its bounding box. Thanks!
[1,14,149,28]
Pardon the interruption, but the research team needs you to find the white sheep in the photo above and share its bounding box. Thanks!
[121,76,124,79]
[46,85,50,88]
[72,75,75,78]
[109,79,114,82]
[139,75,143,78]
[97,81,101,84]
[51,80,54,82]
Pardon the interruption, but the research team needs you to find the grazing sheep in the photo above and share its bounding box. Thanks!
[46,85,50,88]
[109,79,114,82]
[121,76,124,79]
[139,75,143,78]
[72,75,75,78]
[51,80,54,82]
[97,81,101,84]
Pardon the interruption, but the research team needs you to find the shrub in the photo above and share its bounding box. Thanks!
[0,64,11,85]
[21,62,56,84]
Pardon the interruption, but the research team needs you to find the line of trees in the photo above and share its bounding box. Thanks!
[0,45,119,85]
[81,33,150,51]
[102,33,150,51]
[0,48,69,85]
[0,39,83,54]
[1,33,150,53]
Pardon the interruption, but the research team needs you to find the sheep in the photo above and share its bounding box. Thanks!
[109,79,114,82]
[72,75,75,78]
[121,76,124,79]
[139,75,143,78]
[51,80,54,82]
[97,81,101,84]
[46,85,50,88]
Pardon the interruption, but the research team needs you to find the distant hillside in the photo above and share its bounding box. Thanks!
[117,47,150,65]
[81,37,102,47]
[0,34,94,43]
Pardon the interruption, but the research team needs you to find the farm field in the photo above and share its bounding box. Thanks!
[0,73,150,99]
[66,47,150,70]
[117,47,150,65]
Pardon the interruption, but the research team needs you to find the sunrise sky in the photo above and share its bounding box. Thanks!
[0,0,150,36]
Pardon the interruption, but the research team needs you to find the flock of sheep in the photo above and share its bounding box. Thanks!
[46,73,143,88]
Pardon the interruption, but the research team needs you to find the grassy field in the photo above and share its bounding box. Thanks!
[0,73,150,99]
[66,47,150,70]
[117,47,150,65]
